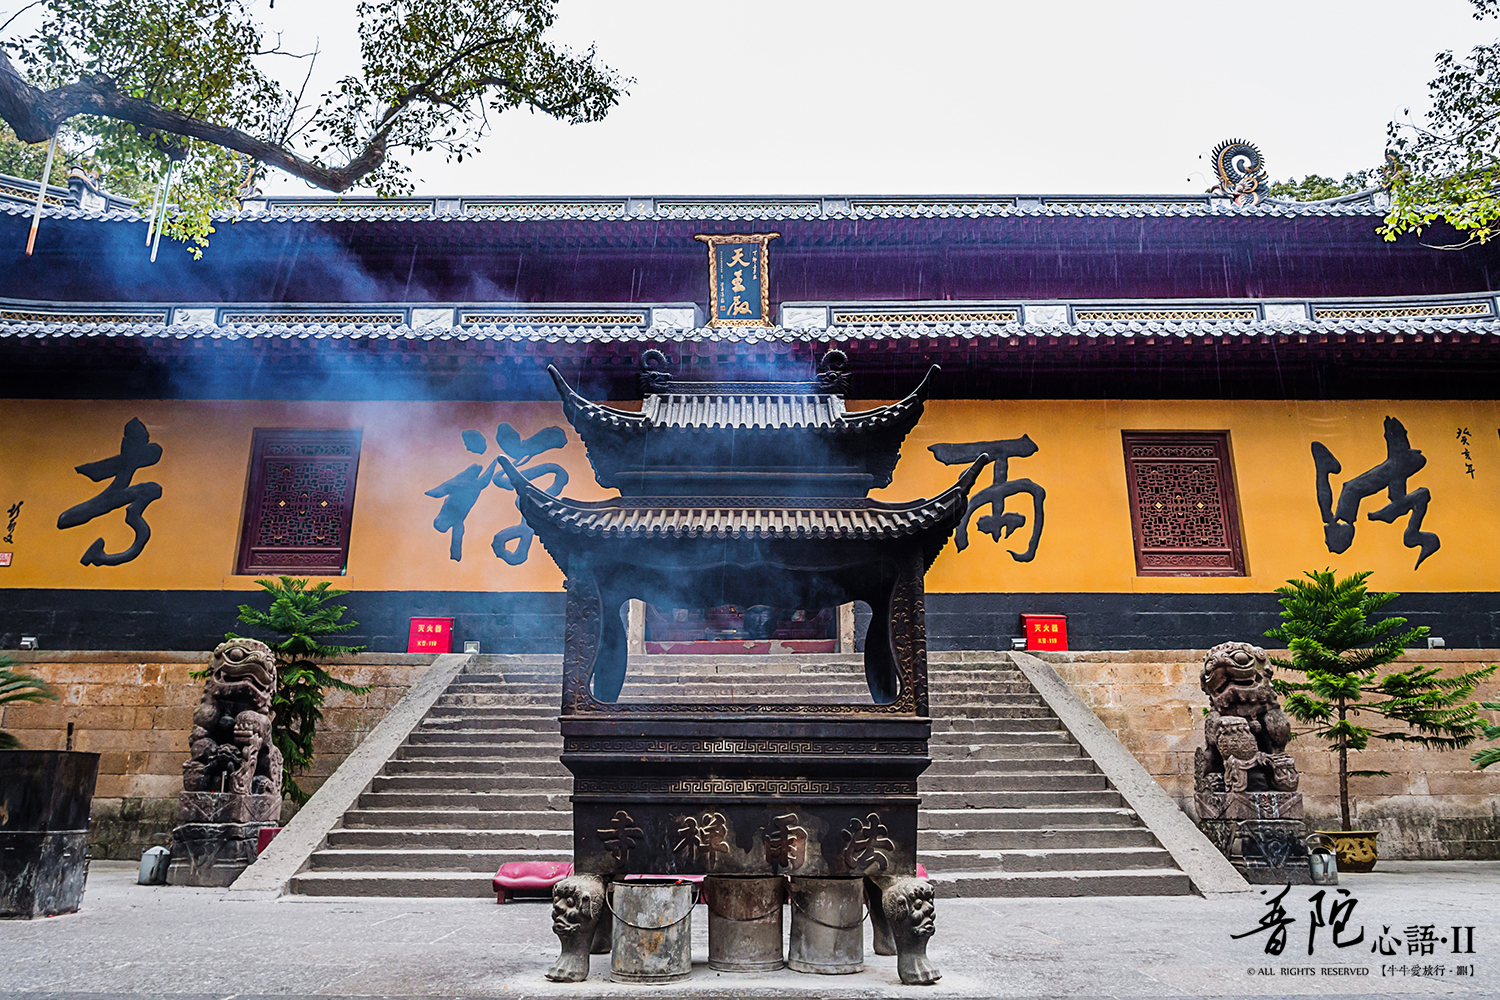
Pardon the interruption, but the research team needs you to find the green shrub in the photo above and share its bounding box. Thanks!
[227,577,370,804]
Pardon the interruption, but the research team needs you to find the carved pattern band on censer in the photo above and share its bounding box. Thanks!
[563,738,929,755]
[572,777,919,796]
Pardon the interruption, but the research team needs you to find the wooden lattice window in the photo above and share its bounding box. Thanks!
[1122,433,1244,576]
[237,429,363,575]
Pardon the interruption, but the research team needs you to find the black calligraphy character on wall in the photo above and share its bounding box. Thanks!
[1311,417,1439,569]
[426,458,499,561]
[425,422,568,564]
[4,500,21,544]
[929,435,1045,562]
[56,417,163,566]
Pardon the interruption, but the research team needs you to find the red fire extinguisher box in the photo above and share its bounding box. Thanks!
[1021,614,1068,652]
[408,617,454,654]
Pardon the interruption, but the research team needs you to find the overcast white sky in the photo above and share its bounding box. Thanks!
[246,0,1500,197]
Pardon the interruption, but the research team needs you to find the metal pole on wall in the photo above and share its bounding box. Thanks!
[150,161,176,263]
[24,136,57,257]
[144,172,165,246]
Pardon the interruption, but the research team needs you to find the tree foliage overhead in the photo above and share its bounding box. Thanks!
[1268,171,1377,203]
[0,0,626,253]
[1383,0,1500,244]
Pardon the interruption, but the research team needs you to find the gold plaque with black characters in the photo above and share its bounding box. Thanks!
[695,233,779,327]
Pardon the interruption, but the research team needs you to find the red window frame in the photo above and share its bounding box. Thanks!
[237,428,363,575]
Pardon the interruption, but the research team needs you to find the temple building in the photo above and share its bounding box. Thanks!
[3,175,1498,880]
[1,183,1496,654]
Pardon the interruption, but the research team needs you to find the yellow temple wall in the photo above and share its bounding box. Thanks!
[0,397,1496,595]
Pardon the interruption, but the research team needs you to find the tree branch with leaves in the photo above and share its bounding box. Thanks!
[1382,0,1500,244]
[0,0,626,254]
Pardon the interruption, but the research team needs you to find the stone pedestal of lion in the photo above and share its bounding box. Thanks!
[167,638,283,887]
[1194,641,1312,884]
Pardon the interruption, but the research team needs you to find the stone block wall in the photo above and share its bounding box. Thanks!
[1039,648,1500,859]
[0,651,433,859]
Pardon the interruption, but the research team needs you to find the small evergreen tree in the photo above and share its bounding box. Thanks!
[1266,569,1497,831]
[0,656,59,749]
[228,577,370,804]
[1474,703,1500,771]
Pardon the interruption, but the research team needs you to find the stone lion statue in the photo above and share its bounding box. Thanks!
[182,638,282,798]
[1196,641,1297,795]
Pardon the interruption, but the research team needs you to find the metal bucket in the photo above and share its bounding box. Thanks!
[137,846,171,885]
[608,878,695,984]
[1307,833,1340,886]
[787,876,864,975]
[704,875,785,972]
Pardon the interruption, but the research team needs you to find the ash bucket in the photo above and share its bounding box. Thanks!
[704,875,785,972]
[609,878,695,984]
[787,876,865,975]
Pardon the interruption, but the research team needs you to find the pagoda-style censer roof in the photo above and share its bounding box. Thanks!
[550,350,936,497]
[503,350,987,708]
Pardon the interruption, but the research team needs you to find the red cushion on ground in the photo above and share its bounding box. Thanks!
[492,860,573,893]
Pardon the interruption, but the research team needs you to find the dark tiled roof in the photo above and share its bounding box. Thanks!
[0,191,1393,226]
[645,392,844,429]
[516,493,963,541]
[2,317,1498,343]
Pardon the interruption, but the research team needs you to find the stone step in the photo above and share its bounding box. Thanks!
[341,809,578,833]
[927,730,1071,745]
[381,758,569,777]
[919,846,1175,873]
[928,868,1193,898]
[931,729,1072,744]
[918,826,1161,851]
[935,713,1058,728]
[929,743,1084,761]
[310,849,536,872]
[918,771,1106,791]
[926,757,1097,775]
[920,807,1140,831]
[371,775,572,795]
[288,871,509,898]
[411,718,561,734]
[398,737,562,753]
[355,794,575,820]
[424,705,560,718]
[328,828,575,851]
[918,789,1125,810]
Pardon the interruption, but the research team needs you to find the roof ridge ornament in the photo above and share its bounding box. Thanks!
[639,348,672,395]
[816,348,850,394]
[1210,138,1268,208]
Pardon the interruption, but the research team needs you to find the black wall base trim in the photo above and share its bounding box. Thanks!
[2,589,1497,653]
[0,589,567,654]
[925,592,1500,652]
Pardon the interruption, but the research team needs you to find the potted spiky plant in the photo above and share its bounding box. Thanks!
[1265,570,1497,871]
[1,656,99,918]
[0,657,57,749]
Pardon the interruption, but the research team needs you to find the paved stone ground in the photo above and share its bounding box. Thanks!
[1,861,1496,999]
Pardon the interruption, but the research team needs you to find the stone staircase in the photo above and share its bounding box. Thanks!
[288,652,1191,897]
[289,656,570,896]
[920,658,1189,897]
